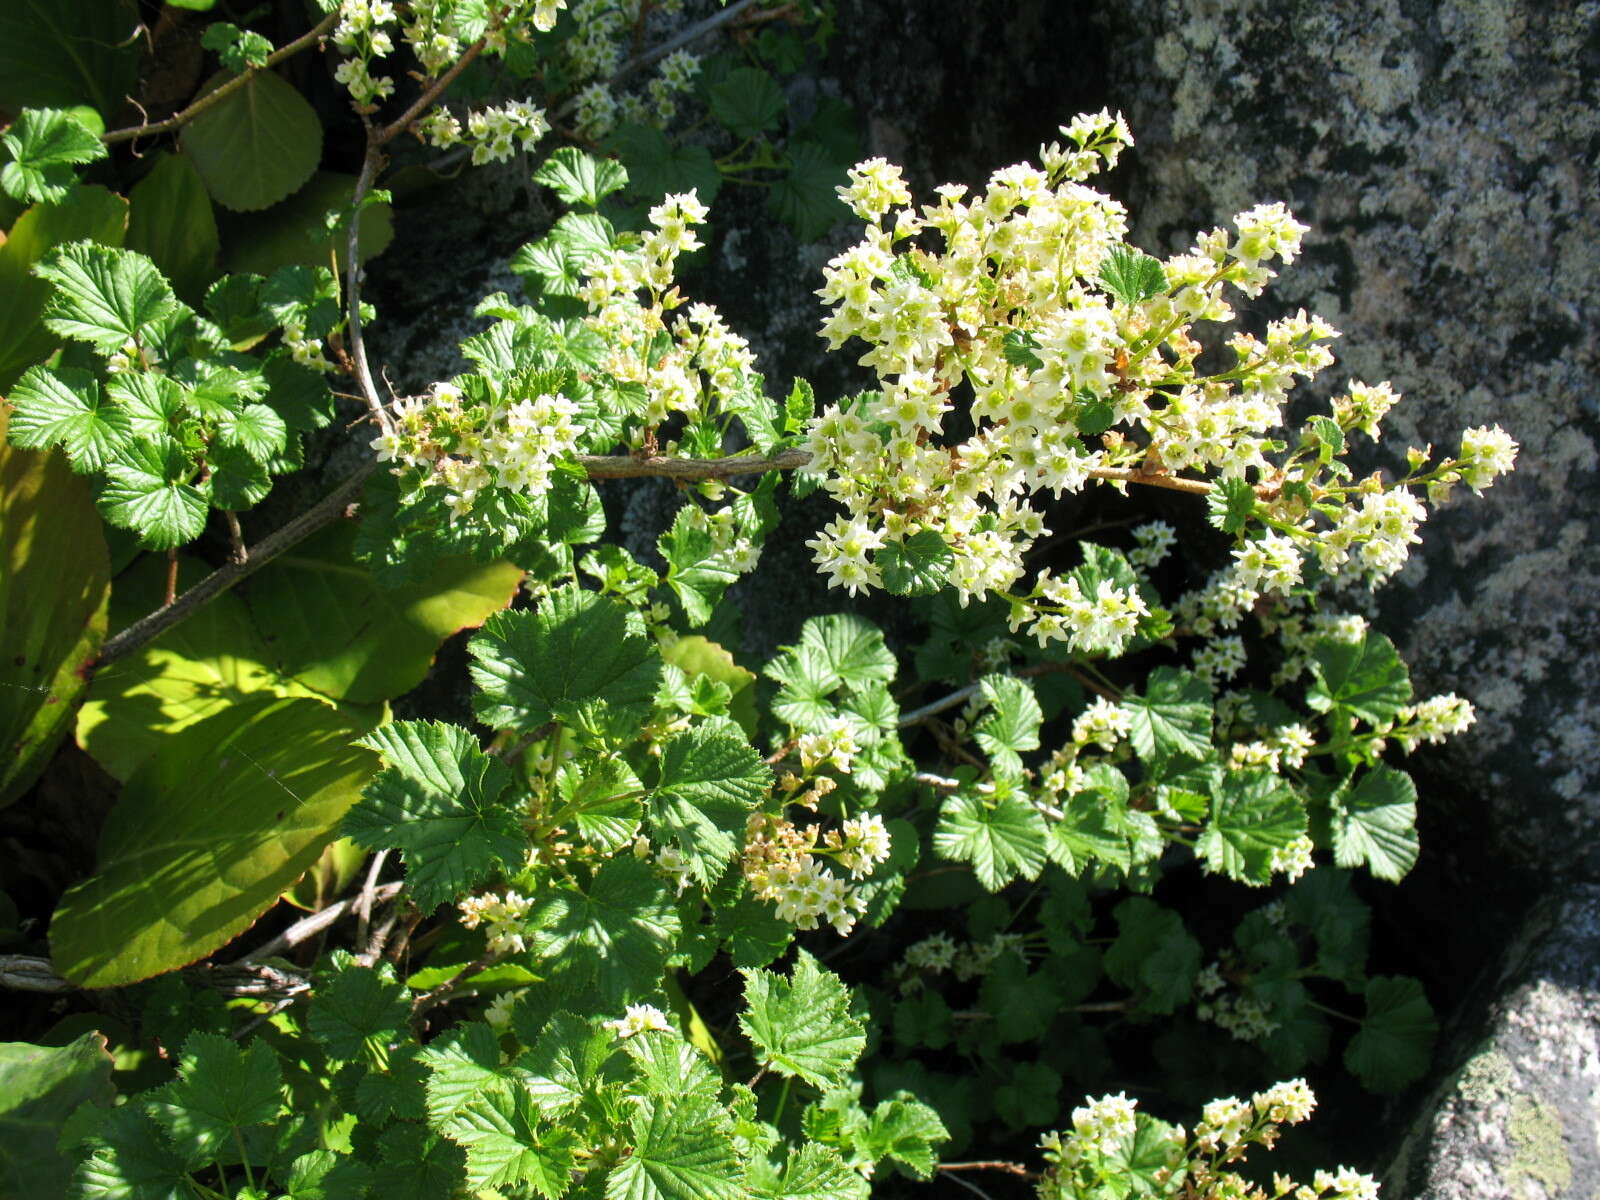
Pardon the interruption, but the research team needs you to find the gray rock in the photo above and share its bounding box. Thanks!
[1386,885,1600,1199]
[1097,0,1600,870]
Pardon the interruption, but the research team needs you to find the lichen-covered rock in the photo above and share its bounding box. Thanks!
[1097,0,1600,870]
[1385,884,1600,1199]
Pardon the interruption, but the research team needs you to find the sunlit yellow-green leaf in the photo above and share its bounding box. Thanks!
[52,696,379,988]
[242,522,523,704]
[0,415,109,807]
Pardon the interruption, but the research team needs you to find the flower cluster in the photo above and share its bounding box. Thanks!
[371,380,588,518]
[895,930,1028,990]
[1195,963,1282,1042]
[798,111,1516,651]
[418,100,550,165]
[552,1,701,139]
[741,811,892,936]
[602,1003,673,1039]
[457,888,534,954]
[1037,1080,1377,1200]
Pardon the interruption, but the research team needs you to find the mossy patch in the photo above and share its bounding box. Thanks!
[1506,1095,1571,1200]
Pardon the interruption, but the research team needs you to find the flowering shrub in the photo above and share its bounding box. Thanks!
[0,0,1518,1194]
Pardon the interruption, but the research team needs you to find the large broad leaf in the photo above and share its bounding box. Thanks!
[51,696,378,987]
[0,185,127,390]
[0,1032,115,1196]
[444,1090,578,1198]
[0,107,108,205]
[0,417,109,807]
[606,1094,744,1200]
[1122,667,1212,764]
[219,171,394,274]
[344,721,525,912]
[1330,764,1419,882]
[1196,768,1306,884]
[125,152,221,304]
[180,69,323,212]
[659,506,741,627]
[526,856,679,1006]
[933,792,1047,891]
[34,241,182,357]
[1343,976,1436,1093]
[243,522,522,705]
[0,0,140,115]
[6,365,131,471]
[648,721,770,885]
[1307,632,1412,726]
[76,554,331,781]
[739,950,865,1089]
[468,584,662,743]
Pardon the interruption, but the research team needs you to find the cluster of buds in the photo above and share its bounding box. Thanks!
[457,889,534,954]
[894,929,1028,991]
[741,811,893,935]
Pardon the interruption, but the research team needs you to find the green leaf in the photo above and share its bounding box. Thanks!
[419,1021,514,1123]
[345,721,523,911]
[98,437,211,549]
[973,675,1042,779]
[125,153,221,304]
[280,1149,374,1200]
[373,1118,467,1199]
[557,756,644,852]
[1002,330,1043,370]
[853,1094,947,1180]
[0,107,107,204]
[527,856,679,1005]
[994,1061,1061,1130]
[707,66,785,138]
[518,1011,615,1118]
[1197,768,1306,884]
[1285,867,1371,982]
[649,722,770,885]
[154,1033,283,1161]
[217,401,287,459]
[784,378,815,435]
[765,614,895,701]
[445,1088,578,1198]
[244,522,522,704]
[34,241,181,356]
[768,141,847,241]
[749,1143,868,1200]
[1046,764,1161,877]
[308,951,410,1068]
[180,69,322,211]
[0,1033,115,1197]
[1098,244,1168,307]
[606,1093,744,1200]
[200,22,274,72]
[51,696,377,987]
[6,364,130,471]
[877,530,952,597]
[74,1103,192,1200]
[0,0,140,116]
[659,506,741,626]
[623,1028,722,1101]
[1343,976,1435,1092]
[739,949,866,1088]
[1122,667,1212,764]
[933,792,1047,891]
[1330,764,1419,881]
[0,184,128,391]
[1307,632,1413,726]
[0,419,108,807]
[1206,476,1256,533]
[608,124,721,205]
[469,584,662,743]
[75,554,334,781]
[1103,897,1201,1015]
[534,146,629,207]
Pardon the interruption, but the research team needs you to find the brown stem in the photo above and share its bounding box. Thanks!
[939,1161,1035,1179]
[164,548,178,606]
[343,136,390,433]
[410,955,494,1017]
[375,36,489,145]
[578,448,810,479]
[224,510,247,564]
[102,12,341,146]
[240,881,405,963]
[96,460,375,669]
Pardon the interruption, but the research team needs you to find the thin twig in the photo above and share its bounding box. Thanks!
[410,956,494,1017]
[354,849,390,948]
[102,12,341,146]
[240,881,405,963]
[223,510,247,563]
[578,448,810,479]
[940,1161,1034,1179]
[96,460,375,668]
[358,904,401,966]
[898,682,981,728]
[376,36,490,145]
[343,137,391,433]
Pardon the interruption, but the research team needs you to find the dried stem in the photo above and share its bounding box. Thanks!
[102,12,341,146]
[240,881,404,963]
